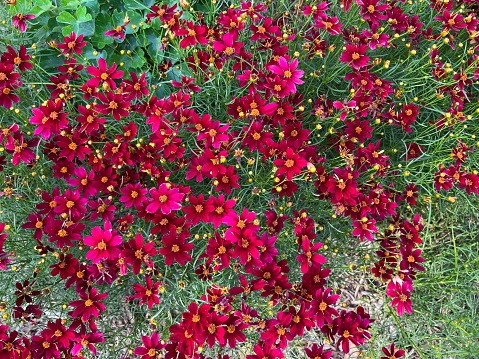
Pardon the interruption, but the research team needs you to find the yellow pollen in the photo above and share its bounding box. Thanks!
[208,324,216,334]
[283,70,292,78]
[97,240,106,250]
[171,244,180,252]
[85,299,94,307]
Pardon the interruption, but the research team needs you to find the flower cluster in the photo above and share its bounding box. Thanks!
[1,0,478,358]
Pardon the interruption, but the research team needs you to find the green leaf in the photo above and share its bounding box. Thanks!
[61,24,78,36]
[60,0,81,9]
[30,0,53,17]
[34,0,52,10]
[125,11,143,35]
[56,11,76,25]
[92,13,113,49]
[76,7,92,22]
[130,48,146,69]
[123,0,154,10]
[78,20,95,37]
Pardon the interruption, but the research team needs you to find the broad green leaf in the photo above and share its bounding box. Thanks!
[56,11,76,25]
[33,0,52,10]
[125,11,143,35]
[30,0,53,17]
[112,9,125,27]
[123,0,154,10]
[60,0,81,9]
[61,24,78,36]
[92,13,113,49]
[76,7,92,22]
[78,20,95,37]
[130,48,146,69]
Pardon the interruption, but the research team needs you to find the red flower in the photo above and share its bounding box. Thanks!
[200,312,228,348]
[305,344,332,359]
[458,172,479,195]
[1,45,32,71]
[400,243,425,272]
[197,120,229,149]
[29,99,69,140]
[326,167,360,206]
[133,276,161,309]
[357,0,388,26]
[4,132,38,166]
[204,231,234,269]
[352,217,378,241]
[87,57,123,90]
[315,15,343,35]
[95,91,130,121]
[83,222,122,264]
[246,342,283,359]
[134,332,165,359]
[53,188,87,221]
[215,165,240,195]
[182,302,210,334]
[381,343,405,359]
[183,193,215,225]
[56,131,91,161]
[69,287,107,322]
[57,32,87,56]
[43,319,75,349]
[105,25,126,40]
[213,32,243,58]
[159,230,194,266]
[386,277,413,316]
[71,330,105,356]
[146,183,184,215]
[308,287,339,327]
[267,56,304,96]
[12,13,35,32]
[120,182,148,209]
[177,21,209,48]
[122,72,149,100]
[76,104,106,135]
[297,238,326,273]
[260,311,292,349]
[123,233,156,274]
[340,44,369,70]
[209,194,236,228]
[273,148,307,181]
[50,253,78,280]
